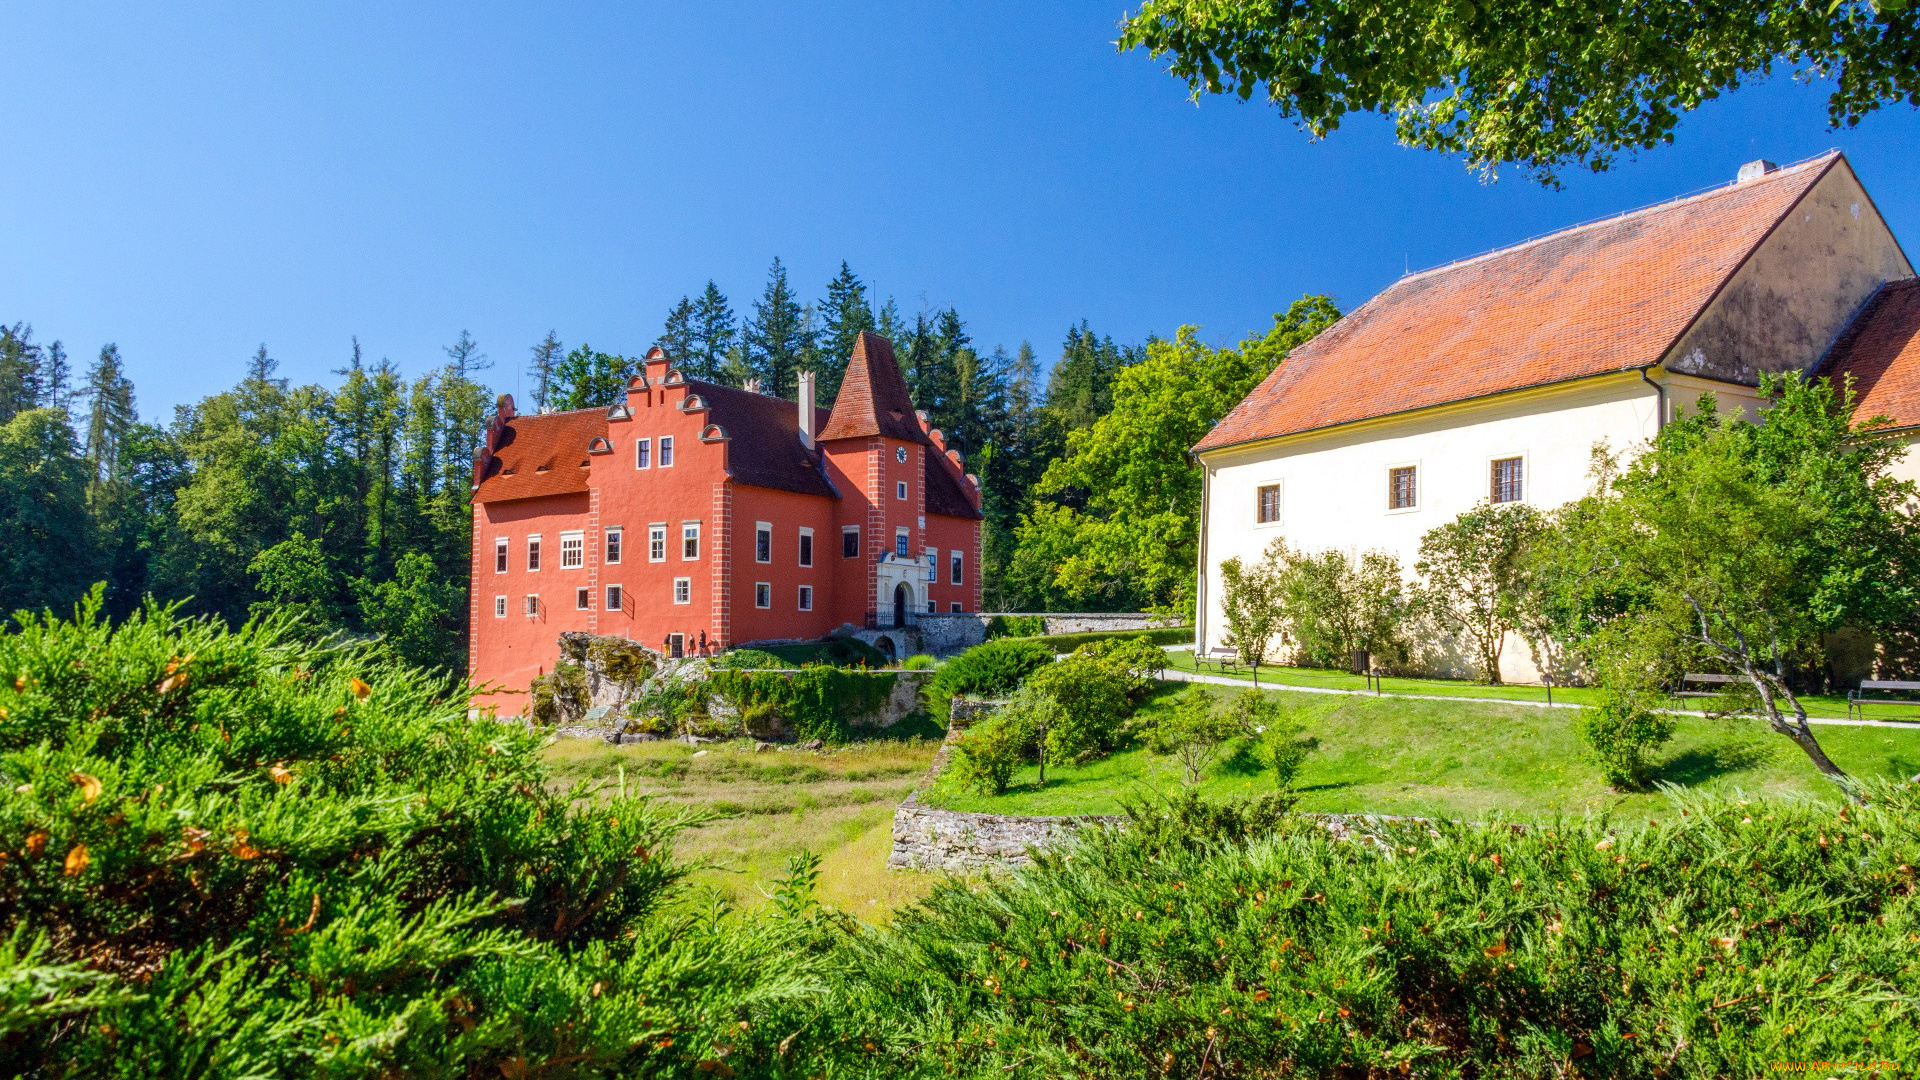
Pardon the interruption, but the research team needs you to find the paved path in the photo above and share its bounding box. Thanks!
[1155,665,1920,731]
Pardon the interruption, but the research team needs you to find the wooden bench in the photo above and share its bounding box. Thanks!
[1848,680,1920,721]
[1674,673,1742,706]
[1195,646,1240,672]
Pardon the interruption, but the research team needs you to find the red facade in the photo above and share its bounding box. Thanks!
[468,333,983,714]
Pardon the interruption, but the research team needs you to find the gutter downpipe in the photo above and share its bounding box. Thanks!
[1193,453,1210,653]
[1639,366,1667,433]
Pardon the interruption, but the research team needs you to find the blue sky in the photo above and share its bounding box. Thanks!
[4,2,1919,418]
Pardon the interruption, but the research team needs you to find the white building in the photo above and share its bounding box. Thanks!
[1194,151,1916,683]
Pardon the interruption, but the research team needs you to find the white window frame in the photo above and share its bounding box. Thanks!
[605,527,623,565]
[682,521,701,560]
[672,577,691,605]
[798,584,813,611]
[1488,452,1528,504]
[649,523,667,563]
[1385,461,1421,514]
[635,438,652,469]
[523,594,539,616]
[841,526,860,559]
[894,528,910,558]
[494,537,508,574]
[559,531,585,569]
[493,595,507,618]
[755,521,772,564]
[526,534,543,572]
[659,436,675,467]
[605,584,622,611]
[896,480,908,501]
[575,586,591,610]
[754,582,771,609]
[926,598,937,613]
[1254,481,1284,527]
[950,550,963,585]
[950,601,962,613]
[924,545,937,582]
[797,527,813,567]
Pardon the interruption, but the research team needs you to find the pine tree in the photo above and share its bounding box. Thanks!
[689,282,736,381]
[816,262,874,404]
[875,297,908,346]
[1045,322,1131,430]
[82,345,136,487]
[527,332,563,413]
[443,329,490,376]
[656,296,697,367]
[0,323,44,424]
[41,341,71,411]
[900,311,939,414]
[926,307,971,438]
[743,257,809,398]
[245,344,285,389]
[548,344,633,410]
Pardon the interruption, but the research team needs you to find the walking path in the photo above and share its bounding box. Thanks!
[1155,661,1920,731]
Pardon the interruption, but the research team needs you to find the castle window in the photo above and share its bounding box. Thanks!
[950,551,963,585]
[493,596,507,618]
[494,537,508,574]
[575,587,591,610]
[755,522,772,563]
[842,527,859,558]
[1490,456,1524,503]
[659,436,675,467]
[895,529,909,558]
[682,521,700,560]
[896,480,908,501]
[1257,484,1282,524]
[523,594,539,616]
[560,531,584,569]
[649,524,667,562]
[1388,466,1418,511]
[605,527,623,564]
[798,585,813,611]
[673,578,691,605]
[798,528,813,567]
[755,582,771,609]
[924,546,937,581]
[950,602,962,613]
[635,438,651,469]
[526,535,542,572]
[605,584,622,612]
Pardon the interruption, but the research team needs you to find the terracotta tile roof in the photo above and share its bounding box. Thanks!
[473,407,603,503]
[925,450,982,520]
[686,378,838,498]
[1820,279,1920,430]
[819,331,928,444]
[1195,154,1840,454]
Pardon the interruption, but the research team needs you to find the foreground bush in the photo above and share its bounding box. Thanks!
[924,638,1056,724]
[830,788,1920,1077]
[0,595,837,1078]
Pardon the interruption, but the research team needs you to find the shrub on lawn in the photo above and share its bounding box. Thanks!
[984,614,1048,639]
[1232,691,1319,790]
[948,711,1033,796]
[709,647,788,670]
[828,787,1920,1077]
[707,666,898,744]
[1032,625,1193,650]
[924,638,1057,724]
[1576,685,1678,789]
[900,653,938,670]
[1146,687,1245,783]
[1025,637,1163,764]
[0,594,840,1078]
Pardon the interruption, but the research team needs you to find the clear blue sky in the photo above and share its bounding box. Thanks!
[4,2,1919,419]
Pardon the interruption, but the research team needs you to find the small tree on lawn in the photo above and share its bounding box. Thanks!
[1151,688,1244,784]
[1565,374,1920,795]
[1218,540,1287,676]
[1278,546,1406,669]
[1229,690,1319,790]
[1415,502,1546,684]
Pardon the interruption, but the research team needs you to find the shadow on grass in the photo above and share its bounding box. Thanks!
[1291,780,1358,795]
[1649,737,1777,788]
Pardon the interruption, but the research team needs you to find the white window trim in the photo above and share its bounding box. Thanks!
[605,526,623,565]
[635,437,652,469]
[950,601,962,613]
[1487,451,1528,505]
[659,435,675,467]
[754,582,771,609]
[1253,480,1285,528]
[682,521,701,561]
[894,527,910,558]
[524,594,539,616]
[896,480,908,501]
[575,587,591,610]
[755,521,773,564]
[493,537,509,573]
[950,550,964,585]
[797,527,814,567]
[526,534,543,571]
[1385,461,1422,515]
[924,545,937,582]
[493,595,507,618]
[605,584,622,611]
[798,584,813,611]
[841,525,860,558]
[672,577,692,605]
[559,530,585,569]
[649,523,668,563]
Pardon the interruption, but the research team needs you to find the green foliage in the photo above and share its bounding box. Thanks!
[546,342,633,410]
[707,667,899,745]
[709,648,788,671]
[948,710,1034,796]
[1008,300,1339,612]
[899,653,938,670]
[0,593,840,1078]
[1275,544,1406,668]
[1033,625,1192,651]
[1217,548,1285,666]
[1116,789,1299,853]
[1415,501,1547,684]
[0,409,98,615]
[983,614,1047,639]
[1576,686,1679,790]
[831,789,1920,1075]
[1119,0,1920,183]
[1234,691,1319,790]
[1024,638,1160,765]
[1146,687,1244,784]
[924,638,1057,724]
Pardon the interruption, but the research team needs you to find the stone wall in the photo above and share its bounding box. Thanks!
[911,612,1189,657]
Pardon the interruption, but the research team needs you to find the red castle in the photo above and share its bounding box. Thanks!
[467,332,982,713]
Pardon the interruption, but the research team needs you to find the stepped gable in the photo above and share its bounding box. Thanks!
[1196,152,1841,453]
[818,331,930,444]
[1821,279,1920,430]
[685,378,838,498]
[473,406,603,502]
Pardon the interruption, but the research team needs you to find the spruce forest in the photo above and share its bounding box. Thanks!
[0,260,1320,671]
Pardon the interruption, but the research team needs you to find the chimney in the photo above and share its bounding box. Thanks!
[1737,159,1779,183]
[743,377,762,395]
[797,370,816,449]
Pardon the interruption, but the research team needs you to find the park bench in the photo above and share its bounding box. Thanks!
[1847,680,1920,721]
[1195,646,1239,672]
[1673,673,1743,707]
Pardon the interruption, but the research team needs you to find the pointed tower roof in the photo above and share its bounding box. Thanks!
[819,331,929,443]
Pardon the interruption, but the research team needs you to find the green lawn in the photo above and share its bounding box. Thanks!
[1159,649,1885,721]
[921,682,1920,820]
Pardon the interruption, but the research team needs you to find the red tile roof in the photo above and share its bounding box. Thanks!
[1820,279,1920,430]
[819,332,928,444]
[925,449,982,520]
[473,407,603,503]
[687,378,838,498]
[1195,154,1840,454]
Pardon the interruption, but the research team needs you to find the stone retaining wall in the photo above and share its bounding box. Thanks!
[912,612,1188,656]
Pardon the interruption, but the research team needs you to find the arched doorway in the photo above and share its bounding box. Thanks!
[872,635,897,664]
[892,583,910,628]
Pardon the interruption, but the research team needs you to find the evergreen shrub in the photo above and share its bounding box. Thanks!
[983,614,1047,639]
[923,638,1056,724]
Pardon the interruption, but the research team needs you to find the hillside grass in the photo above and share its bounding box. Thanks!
[1161,647,1880,719]
[541,736,941,919]
[922,681,1920,819]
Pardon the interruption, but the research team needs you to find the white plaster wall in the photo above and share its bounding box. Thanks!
[1886,434,1920,489]
[1198,375,1662,683]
